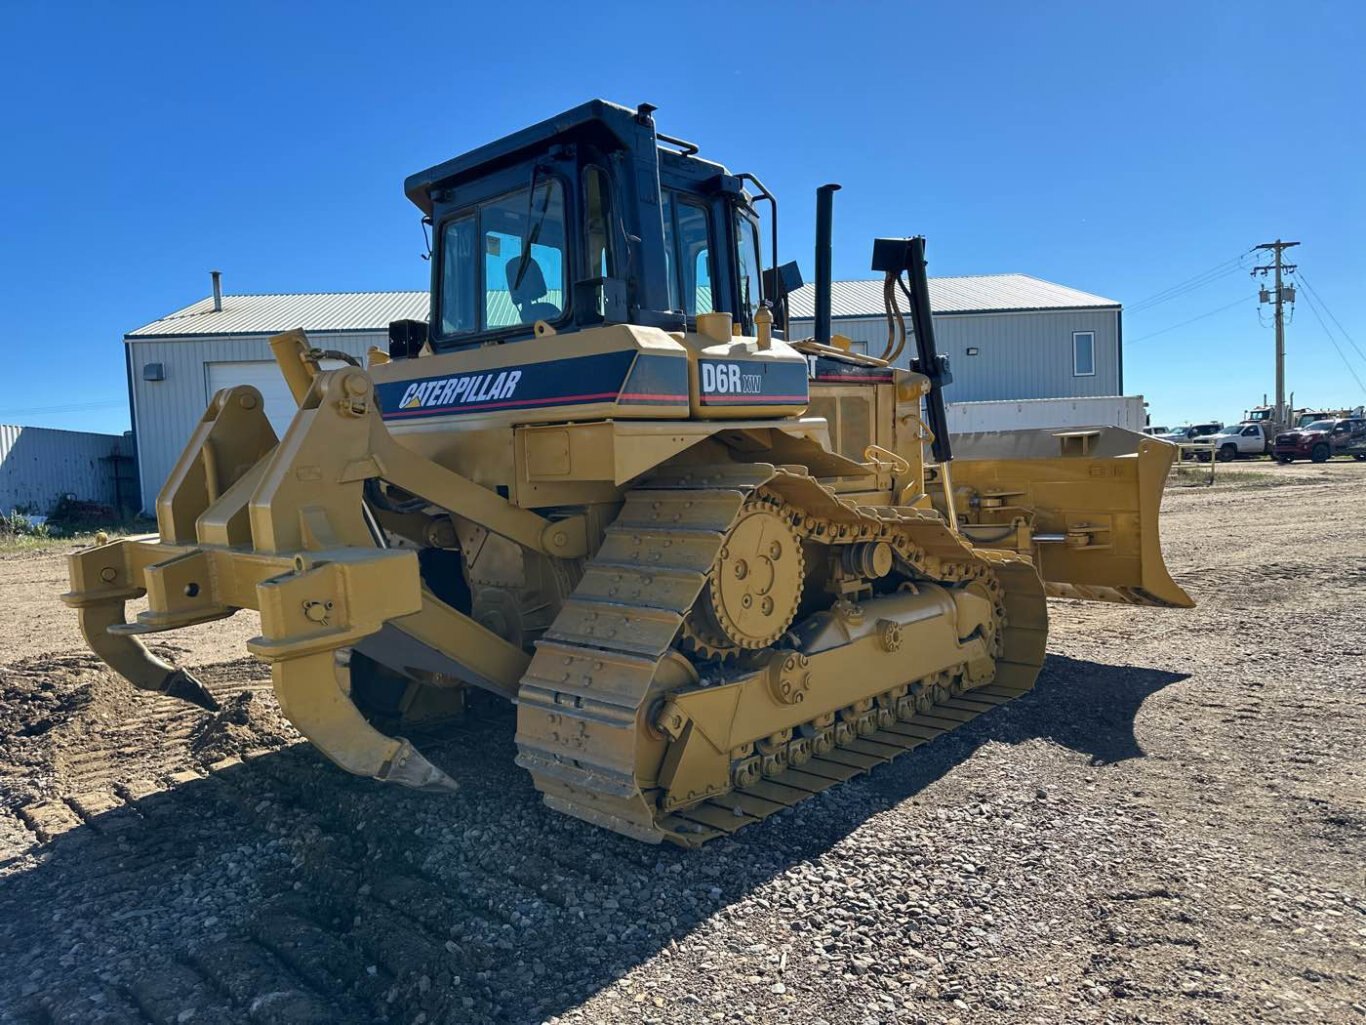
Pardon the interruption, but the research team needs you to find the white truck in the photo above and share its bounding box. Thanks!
[1202,422,1274,461]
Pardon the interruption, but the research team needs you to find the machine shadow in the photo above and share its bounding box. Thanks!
[0,652,1187,1024]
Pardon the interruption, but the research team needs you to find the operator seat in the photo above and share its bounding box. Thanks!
[506,257,561,324]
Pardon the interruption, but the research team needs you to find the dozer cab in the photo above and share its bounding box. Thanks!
[65,100,1191,845]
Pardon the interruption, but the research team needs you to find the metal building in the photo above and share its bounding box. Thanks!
[125,289,427,514]
[0,425,134,515]
[787,274,1122,402]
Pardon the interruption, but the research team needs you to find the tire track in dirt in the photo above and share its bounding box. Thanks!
[2,466,1364,1024]
[1,653,288,860]
[2,696,715,1024]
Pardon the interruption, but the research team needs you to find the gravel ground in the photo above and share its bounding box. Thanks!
[0,460,1362,1024]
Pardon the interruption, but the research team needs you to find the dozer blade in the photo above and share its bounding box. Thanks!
[951,426,1193,608]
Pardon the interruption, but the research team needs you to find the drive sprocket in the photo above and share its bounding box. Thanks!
[681,495,805,660]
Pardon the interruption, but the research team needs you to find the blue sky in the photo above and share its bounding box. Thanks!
[1,1,1362,432]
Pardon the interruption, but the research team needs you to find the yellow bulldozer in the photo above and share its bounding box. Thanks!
[64,100,1191,845]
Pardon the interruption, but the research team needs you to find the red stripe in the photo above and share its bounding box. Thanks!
[814,373,893,382]
[700,394,808,403]
[384,390,620,418]
[618,392,689,402]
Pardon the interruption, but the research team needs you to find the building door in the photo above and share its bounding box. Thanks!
[204,360,345,437]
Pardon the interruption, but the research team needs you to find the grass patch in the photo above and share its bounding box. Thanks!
[0,502,155,552]
[1168,464,1217,487]
[0,526,155,553]
[0,510,52,541]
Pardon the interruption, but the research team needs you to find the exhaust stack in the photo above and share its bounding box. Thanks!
[211,270,223,312]
[813,184,840,344]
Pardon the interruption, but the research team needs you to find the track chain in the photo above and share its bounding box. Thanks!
[515,464,1046,845]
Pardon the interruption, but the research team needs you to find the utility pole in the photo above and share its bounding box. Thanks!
[1253,240,1299,425]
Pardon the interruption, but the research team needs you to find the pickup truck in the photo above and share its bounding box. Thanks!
[1274,418,1366,463]
[1158,423,1222,444]
[1205,422,1274,462]
[1159,423,1223,459]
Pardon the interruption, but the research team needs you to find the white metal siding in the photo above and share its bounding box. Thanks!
[128,332,383,514]
[0,425,129,514]
[946,395,1145,433]
[791,309,1122,402]
[205,358,348,437]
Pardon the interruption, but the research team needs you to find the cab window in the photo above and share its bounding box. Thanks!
[675,198,713,315]
[584,166,614,278]
[485,180,566,328]
[662,191,713,317]
[662,191,679,312]
[735,212,762,324]
[438,177,568,337]
[440,214,477,336]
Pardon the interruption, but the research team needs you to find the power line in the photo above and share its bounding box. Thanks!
[1127,251,1255,314]
[1297,272,1366,364]
[1128,253,1244,306]
[1128,295,1252,342]
[1127,263,1246,313]
[1296,282,1366,395]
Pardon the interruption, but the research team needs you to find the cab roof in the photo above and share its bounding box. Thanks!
[403,99,730,215]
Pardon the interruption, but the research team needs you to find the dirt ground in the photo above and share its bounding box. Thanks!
[0,460,1362,1024]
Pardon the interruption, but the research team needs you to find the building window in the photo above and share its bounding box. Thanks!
[1073,331,1096,376]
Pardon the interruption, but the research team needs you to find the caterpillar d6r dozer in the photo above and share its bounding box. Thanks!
[65,100,1192,845]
